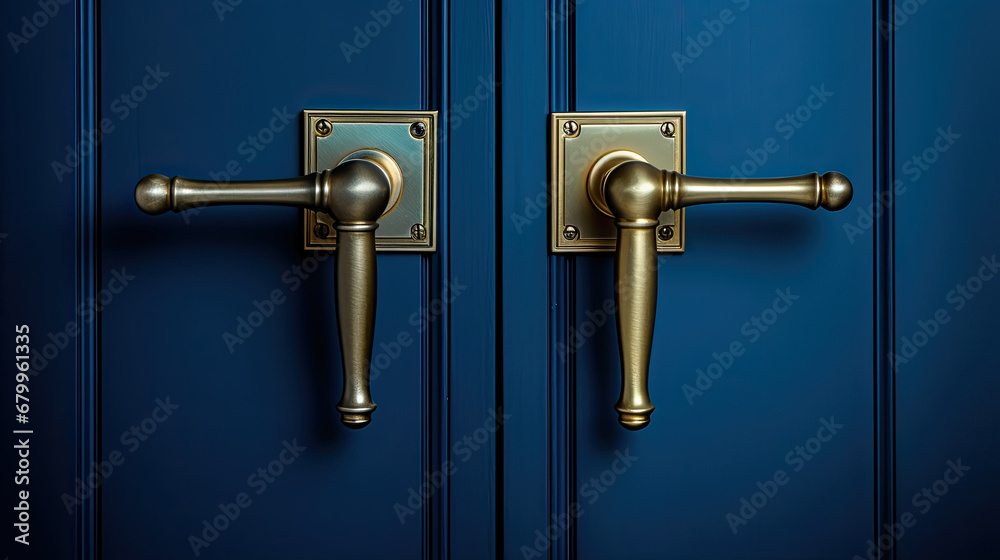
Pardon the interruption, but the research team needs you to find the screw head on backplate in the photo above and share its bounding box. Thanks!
[315,119,332,137]
[410,223,427,240]
[314,222,331,238]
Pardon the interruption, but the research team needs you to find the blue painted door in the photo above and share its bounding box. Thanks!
[501,1,996,559]
[2,1,496,558]
[4,1,998,559]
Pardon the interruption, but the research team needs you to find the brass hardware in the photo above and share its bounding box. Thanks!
[660,122,675,138]
[550,112,685,253]
[134,110,438,429]
[550,111,853,430]
[314,222,331,238]
[410,223,426,241]
[409,121,426,139]
[304,111,437,252]
[563,225,579,240]
[315,118,332,137]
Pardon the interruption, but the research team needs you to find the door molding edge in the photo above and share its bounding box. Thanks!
[75,0,101,558]
[873,0,897,555]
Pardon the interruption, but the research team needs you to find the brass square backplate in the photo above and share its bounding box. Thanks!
[303,110,437,252]
[550,112,685,253]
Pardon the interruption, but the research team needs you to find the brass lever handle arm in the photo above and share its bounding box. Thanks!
[134,160,390,216]
[661,168,853,211]
[590,157,853,429]
[135,159,391,428]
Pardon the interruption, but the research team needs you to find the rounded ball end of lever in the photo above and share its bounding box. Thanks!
[618,411,652,431]
[819,171,853,212]
[339,412,373,429]
[337,404,376,429]
[135,174,172,215]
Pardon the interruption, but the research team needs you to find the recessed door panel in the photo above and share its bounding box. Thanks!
[570,1,873,557]
[100,2,426,558]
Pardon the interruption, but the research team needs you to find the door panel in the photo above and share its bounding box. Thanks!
[572,1,872,558]
[502,1,997,559]
[99,2,426,557]
[502,1,876,558]
[4,0,498,557]
[5,1,998,558]
[0,2,80,559]
[895,1,1000,557]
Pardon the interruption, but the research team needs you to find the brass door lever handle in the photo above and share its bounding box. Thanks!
[135,156,397,428]
[589,152,852,430]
